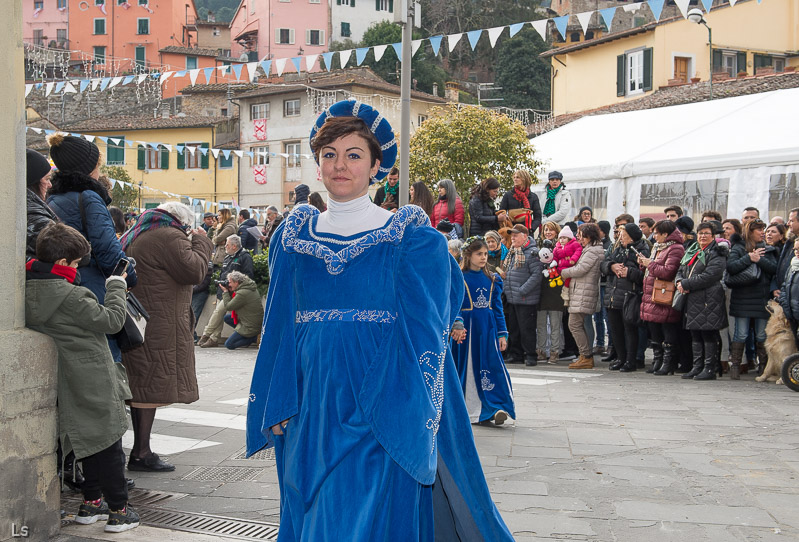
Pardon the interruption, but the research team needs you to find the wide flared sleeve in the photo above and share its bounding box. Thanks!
[492,274,508,338]
[358,221,464,485]
[245,221,297,456]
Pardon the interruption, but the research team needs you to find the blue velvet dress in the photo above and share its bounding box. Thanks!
[451,271,516,423]
[246,205,514,541]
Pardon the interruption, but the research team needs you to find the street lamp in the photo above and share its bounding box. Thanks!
[687,8,712,101]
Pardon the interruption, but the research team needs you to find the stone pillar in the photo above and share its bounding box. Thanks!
[0,4,61,541]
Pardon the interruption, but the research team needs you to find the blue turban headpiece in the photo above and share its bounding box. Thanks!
[309,99,397,183]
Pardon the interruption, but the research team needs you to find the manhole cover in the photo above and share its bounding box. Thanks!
[182,466,264,482]
[229,447,276,461]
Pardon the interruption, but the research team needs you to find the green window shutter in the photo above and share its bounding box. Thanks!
[337,0,341,4]
[177,142,185,169]
[388,0,393,11]
[201,143,209,169]
[642,47,653,92]
[712,49,722,72]
[137,145,145,170]
[351,0,354,6]
[160,145,169,169]
[616,54,625,97]
[375,0,379,9]
[737,52,747,73]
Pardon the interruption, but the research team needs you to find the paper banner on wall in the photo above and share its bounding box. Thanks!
[447,33,462,52]
[552,16,569,40]
[598,7,616,32]
[531,19,548,41]
[253,165,267,185]
[253,118,268,141]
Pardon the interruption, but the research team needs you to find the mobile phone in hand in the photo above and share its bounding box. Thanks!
[111,258,130,276]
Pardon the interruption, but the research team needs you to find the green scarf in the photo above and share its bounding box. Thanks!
[120,208,188,251]
[384,181,398,199]
[544,184,562,216]
[680,241,707,266]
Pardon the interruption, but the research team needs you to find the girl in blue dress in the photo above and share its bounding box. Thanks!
[245,100,513,541]
[452,237,516,426]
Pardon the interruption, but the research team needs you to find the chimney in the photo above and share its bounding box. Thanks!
[445,81,459,103]
[432,83,438,96]
[161,102,170,119]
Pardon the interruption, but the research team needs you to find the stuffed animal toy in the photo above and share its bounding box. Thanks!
[539,247,563,287]
[497,226,514,249]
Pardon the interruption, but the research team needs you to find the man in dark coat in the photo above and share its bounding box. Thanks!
[502,225,543,366]
[262,206,284,249]
[771,208,799,299]
[237,209,260,251]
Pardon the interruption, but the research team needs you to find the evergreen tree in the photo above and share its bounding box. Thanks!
[495,27,551,111]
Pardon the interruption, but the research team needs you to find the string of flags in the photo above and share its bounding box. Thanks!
[25,0,763,98]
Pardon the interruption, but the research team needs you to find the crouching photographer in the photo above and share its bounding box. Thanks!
[219,271,264,350]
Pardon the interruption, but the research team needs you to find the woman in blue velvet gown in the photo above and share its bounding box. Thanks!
[245,100,514,541]
[451,237,516,426]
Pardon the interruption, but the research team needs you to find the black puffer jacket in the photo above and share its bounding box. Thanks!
[727,234,778,319]
[499,190,542,233]
[677,240,729,330]
[26,188,59,258]
[468,195,500,236]
[601,238,650,310]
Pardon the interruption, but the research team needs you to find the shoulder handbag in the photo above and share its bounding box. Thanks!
[622,289,642,326]
[724,261,761,288]
[672,259,697,312]
[78,193,149,352]
[651,278,676,306]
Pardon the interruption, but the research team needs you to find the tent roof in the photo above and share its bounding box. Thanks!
[530,87,799,182]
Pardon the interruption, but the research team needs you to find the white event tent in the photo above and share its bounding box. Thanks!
[529,87,799,222]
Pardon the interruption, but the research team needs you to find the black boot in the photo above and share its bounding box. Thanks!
[682,338,705,379]
[647,342,664,374]
[619,357,637,372]
[695,336,719,380]
[601,347,617,362]
[609,359,625,371]
[654,343,676,375]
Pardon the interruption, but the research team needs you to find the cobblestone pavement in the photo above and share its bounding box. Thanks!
[57,347,799,541]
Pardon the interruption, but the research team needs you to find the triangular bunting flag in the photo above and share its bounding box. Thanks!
[31,127,43,134]
[599,7,616,32]
[80,79,91,92]
[84,135,95,142]
[64,82,77,94]
[246,62,258,81]
[176,145,184,154]
[159,72,173,85]
[163,144,172,152]
[391,42,402,61]
[260,60,272,77]
[45,82,55,96]
[531,20,548,41]
[623,2,642,12]
[137,74,148,84]
[412,39,422,56]
[428,35,443,56]
[174,70,187,78]
[648,0,665,21]
[123,75,135,85]
[466,29,482,50]
[321,52,334,71]
[509,22,524,37]
[109,137,121,145]
[231,64,243,80]
[339,50,351,68]
[487,26,505,48]
[700,0,713,12]
[189,68,200,85]
[186,146,196,155]
[25,84,33,97]
[729,0,738,5]
[99,78,111,91]
[222,150,231,159]
[210,148,220,158]
[275,58,287,76]
[372,44,387,62]
[233,150,243,158]
[552,16,569,40]
[199,67,212,84]
[306,54,319,71]
[55,81,65,94]
[290,57,302,73]
[447,33,462,52]
[674,0,691,18]
[126,140,135,147]
[576,11,593,34]
[109,76,123,88]
[355,48,369,65]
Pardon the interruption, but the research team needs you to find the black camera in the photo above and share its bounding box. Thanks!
[215,279,229,288]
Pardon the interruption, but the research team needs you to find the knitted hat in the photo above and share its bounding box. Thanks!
[26,149,52,188]
[436,219,455,233]
[675,216,695,235]
[510,224,529,236]
[46,133,100,176]
[558,226,574,240]
[310,99,397,183]
[579,206,592,216]
[484,231,501,245]
[548,170,563,180]
[597,220,611,236]
[294,184,310,203]
[624,223,643,242]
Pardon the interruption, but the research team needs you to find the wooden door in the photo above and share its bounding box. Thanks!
[674,57,689,83]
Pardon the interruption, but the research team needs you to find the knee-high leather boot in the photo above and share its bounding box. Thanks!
[729,341,745,380]
[647,342,664,374]
[682,337,705,379]
[695,335,719,380]
[654,343,676,375]
[755,341,768,376]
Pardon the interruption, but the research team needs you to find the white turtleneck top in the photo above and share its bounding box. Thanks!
[315,193,394,238]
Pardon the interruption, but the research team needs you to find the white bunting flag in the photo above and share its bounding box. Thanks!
[729,0,738,4]
[25,84,33,97]
[246,62,259,82]
[674,0,691,17]
[109,76,123,88]
[412,39,422,56]
[109,137,121,145]
[339,50,351,68]
[186,146,196,155]
[374,44,388,62]
[211,148,220,158]
[233,150,243,158]
[64,82,76,94]
[623,2,642,11]
[159,71,173,85]
[84,134,95,142]
[163,144,172,152]
[189,68,200,86]
[275,58,287,76]
[487,26,505,48]
[306,54,319,71]
[45,82,55,96]
[447,33,463,52]
[576,11,593,34]
[531,20,548,41]
[137,74,148,84]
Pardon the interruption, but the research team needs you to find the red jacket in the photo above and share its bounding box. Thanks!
[640,230,685,324]
[553,238,582,287]
[431,197,465,228]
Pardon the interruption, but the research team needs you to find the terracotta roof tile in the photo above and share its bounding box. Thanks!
[63,115,234,132]
[159,46,225,58]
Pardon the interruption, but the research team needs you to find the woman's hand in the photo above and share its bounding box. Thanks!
[749,247,764,262]
[193,227,207,237]
[270,420,289,435]
[610,262,623,275]
[676,281,689,294]
[617,266,628,278]
[498,337,507,351]
[638,255,651,267]
[451,328,467,343]
[497,211,507,223]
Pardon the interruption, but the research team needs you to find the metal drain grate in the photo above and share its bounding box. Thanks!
[229,446,276,461]
[141,509,279,540]
[182,466,264,482]
[61,488,187,508]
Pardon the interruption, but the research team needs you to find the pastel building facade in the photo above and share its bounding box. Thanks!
[23,0,70,48]
[331,0,394,44]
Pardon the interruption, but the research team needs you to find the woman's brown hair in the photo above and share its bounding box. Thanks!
[513,169,532,192]
[578,223,601,245]
[218,208,232,223]
[743,219,766,252]
[310,117,382,167]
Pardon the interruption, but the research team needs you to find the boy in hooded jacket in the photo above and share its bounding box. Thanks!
[25,223,139,533]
